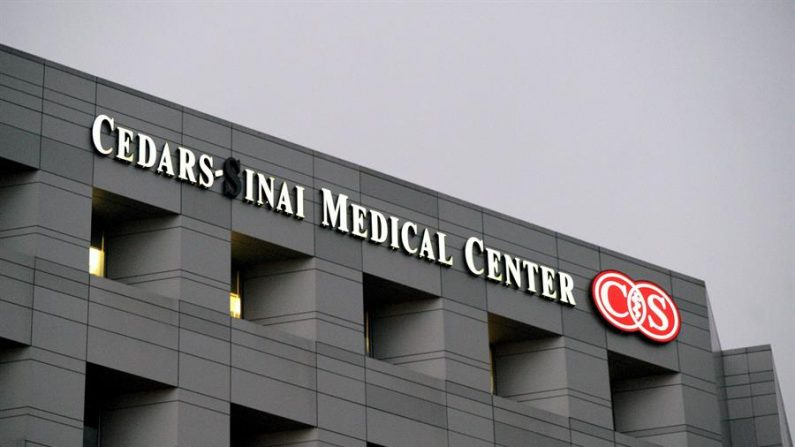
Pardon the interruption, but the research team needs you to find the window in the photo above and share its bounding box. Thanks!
[608,351,677,438]
[362,274,441,374]
[488,313,559,404]
[229,231,310,329]
[90,188,174,283]
[230,403,312,446]
[83,363,173,447]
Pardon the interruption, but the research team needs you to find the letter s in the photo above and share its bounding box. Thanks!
[647,295,669,331]
[222,157,242,198]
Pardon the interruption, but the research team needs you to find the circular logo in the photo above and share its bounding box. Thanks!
[591,270,681,343]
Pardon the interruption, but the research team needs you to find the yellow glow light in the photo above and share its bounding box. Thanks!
[364,310,372,357]
[230,292,242,319]
[89,247,105,277]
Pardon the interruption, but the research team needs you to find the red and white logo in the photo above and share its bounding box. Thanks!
[591,270,681,343]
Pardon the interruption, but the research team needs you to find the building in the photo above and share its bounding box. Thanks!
[0,43,791,447]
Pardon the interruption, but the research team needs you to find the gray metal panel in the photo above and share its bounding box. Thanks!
[96,83,182,132]
[0,98,41,134]
[361,172,438,218]
[0,122,40,167]
[42,113,91,148]
[184,112,231,148]
[40,137,94,184]
[44,65,96,102]
[232,128,314,175]
[0,50,43,84]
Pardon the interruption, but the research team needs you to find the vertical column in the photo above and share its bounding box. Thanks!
[99,388,179,445]
[313,262,368,446]
[437,197,494,395]
[244,258,364,353]
[438,254,492,392]
[0,248,33,345]
[106,215,231,314]
[367,295,445,376]
[100,387,229,447]
[97,163,233,445]
[0,171,92,271]
[0,169,91,446]
[177,301,232,446]
[556,235,617,431]
[492,337,612,428]
[367,292,491,392]
[241,255,368,445]
[722,346,791,447]
[177,117,235,446]
[233,428,365,447]
[611,369,725,447]
[0,48,43,170]
[243,258,317,336]
[315,345,367,447]
[309,157,369,446]
[0,344,86,447]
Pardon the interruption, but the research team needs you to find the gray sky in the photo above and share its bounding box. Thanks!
[2,1,793,433]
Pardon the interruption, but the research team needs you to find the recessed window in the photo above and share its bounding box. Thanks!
[83,363,173,447]
[488,313,559,403]
[608,351,677,439]
[90,188,174,284]
[230,232,309,328]
[231,403,312,446]
[362,274,441,373]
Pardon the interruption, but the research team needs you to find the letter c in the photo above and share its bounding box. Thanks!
[92,114,115,155]
[464,237,485,276]
[400,222,418,254]
[599,280,629,318]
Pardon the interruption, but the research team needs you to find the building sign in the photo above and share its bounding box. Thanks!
[591,270,681,343]
[91,114,576,307]
[319,189,576,305]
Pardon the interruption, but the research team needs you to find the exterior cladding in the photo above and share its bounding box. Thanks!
[721,347,793,447]
[0,43,790,447]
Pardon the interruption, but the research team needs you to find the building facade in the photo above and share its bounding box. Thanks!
[0,44,791,447]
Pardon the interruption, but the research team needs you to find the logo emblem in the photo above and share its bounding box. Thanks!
[591,270,681,343]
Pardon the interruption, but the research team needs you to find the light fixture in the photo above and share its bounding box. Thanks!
[89,232,105,277]
[229,292,242,319]
[364,310,372,357]
[230,269,242,319]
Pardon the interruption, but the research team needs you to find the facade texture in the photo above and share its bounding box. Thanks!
[0,44,791,447]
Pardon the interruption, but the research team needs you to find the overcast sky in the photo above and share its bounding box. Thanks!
[2,1,793,434]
